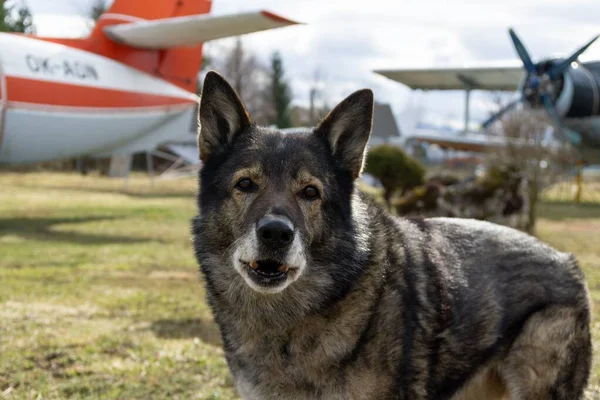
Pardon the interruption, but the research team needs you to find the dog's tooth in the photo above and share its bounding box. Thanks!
[279,265,289,273]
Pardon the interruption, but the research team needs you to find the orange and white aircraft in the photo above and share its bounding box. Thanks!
[0,0,300,165]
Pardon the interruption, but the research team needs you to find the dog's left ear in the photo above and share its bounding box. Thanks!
[315,89,373,180]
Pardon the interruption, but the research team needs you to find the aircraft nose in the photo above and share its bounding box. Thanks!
[256,216,294,250]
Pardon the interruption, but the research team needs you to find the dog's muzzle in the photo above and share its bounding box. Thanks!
[232,217,306,294]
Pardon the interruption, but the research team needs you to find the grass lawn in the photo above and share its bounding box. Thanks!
[0,172,599,399]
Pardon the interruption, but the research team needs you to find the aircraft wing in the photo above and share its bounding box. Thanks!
[104,11,301,49]
[374,66,524,91]
[405,132,506,153]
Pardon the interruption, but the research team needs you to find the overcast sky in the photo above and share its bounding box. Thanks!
[26,0,600,132]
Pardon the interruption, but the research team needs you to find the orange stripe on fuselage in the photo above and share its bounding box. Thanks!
[6,76,196,109]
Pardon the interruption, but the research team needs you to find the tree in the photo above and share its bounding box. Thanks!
[0,1,10,32]
[1,0,34,34]
[213,38,270,124]
[223,38,256,98]
[365,145,426,211]
[305,67,332,126]
[90,0,107,21]
[486,109,575,233]
[268,51,292,128]
[309,69,320,125]
[196,54,213,94]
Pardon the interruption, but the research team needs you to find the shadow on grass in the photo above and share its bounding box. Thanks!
[150,318,222,347]
[0,216,151,245]
[20,183,196,199]
[538,201,600,221]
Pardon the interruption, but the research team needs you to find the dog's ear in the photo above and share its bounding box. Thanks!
[315,89,373,180]
[198,71,251,162]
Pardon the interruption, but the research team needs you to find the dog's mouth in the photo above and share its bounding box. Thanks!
[241,259,291,285]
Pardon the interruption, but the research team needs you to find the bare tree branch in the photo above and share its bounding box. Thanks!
[486,109,576,232]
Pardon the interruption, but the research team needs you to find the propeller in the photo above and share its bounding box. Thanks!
[482,95,523,129]
[481,28,598,146]
[548,35,599,80]
[539,93,581,144]
[508,28,536,74]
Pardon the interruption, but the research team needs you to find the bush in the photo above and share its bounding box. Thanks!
[395,182,442,215]
[426,174,461,187]
[464,164,522,204]
[365,145,425,210]
[393,165,530,231]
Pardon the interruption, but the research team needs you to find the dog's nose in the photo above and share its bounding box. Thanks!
[257,216,294,250]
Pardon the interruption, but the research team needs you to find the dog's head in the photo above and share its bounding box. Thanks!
[195,71,373,298]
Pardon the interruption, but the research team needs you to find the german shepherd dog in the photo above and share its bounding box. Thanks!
[192,71,592,399]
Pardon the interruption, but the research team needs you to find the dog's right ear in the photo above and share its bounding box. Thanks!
[197,71,251,162]
[315,89,374,180]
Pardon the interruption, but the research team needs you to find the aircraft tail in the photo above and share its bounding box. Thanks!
[38,0,299,94]
[89,0,212,93]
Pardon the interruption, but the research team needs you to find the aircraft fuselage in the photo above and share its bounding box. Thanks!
[0,33,198,164]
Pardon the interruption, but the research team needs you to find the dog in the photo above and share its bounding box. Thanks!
[192,71,592,399]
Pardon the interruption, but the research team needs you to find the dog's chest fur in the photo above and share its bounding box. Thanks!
[230,318,388,400]
[223,269,396,400]
[213,227,413,400]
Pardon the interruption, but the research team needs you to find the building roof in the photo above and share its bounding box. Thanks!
[279,103,401,141]
[372,103,402,140]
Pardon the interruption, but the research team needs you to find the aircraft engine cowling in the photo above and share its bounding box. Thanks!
[482,31,599,132]
[520,61,600,119]
[557,64,600,118]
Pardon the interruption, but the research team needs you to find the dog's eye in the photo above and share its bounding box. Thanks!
[302,186,320,200]
[236,178,255,192]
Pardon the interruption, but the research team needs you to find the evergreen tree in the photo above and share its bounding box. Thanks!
[1,0,34,33]
[0,1,11,32]
[90,0,107,22]
[269,51,292,128]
